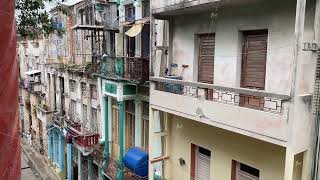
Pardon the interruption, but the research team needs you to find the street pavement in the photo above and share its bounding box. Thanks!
[21,151,40,180]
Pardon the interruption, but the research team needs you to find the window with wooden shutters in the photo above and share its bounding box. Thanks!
[142,101,149,151]
[111,99,119,159]
[125,100,135,151]
[240,30,268,109]
[198,34,215,84]
[198,34,215,100]
[241,30,267,89]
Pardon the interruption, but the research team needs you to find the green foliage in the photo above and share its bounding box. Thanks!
[16,0,70,39]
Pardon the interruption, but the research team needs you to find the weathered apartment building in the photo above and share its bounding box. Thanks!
[18,0,150,180]
[149,0,320,180]
[18,0,320,180]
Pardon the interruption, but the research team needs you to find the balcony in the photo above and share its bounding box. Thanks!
[150,77,291,146]
[65,120,99,155]
[151,0,220,18]
[100,56,149,83]
[34,105,57,123]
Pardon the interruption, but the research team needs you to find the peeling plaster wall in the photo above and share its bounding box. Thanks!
[169,0,303,95]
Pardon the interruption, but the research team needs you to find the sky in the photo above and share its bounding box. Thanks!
[44,0,83,11]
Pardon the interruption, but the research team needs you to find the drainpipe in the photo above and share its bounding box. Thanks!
[117,101,125,180]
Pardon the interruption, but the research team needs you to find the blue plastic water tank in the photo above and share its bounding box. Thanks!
[123,147,149,177]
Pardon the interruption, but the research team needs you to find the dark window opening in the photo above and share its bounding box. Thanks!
[198,146,211,157]
[240,163,260,177]
[125,4,135,22]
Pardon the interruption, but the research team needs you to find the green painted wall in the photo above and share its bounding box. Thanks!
[105,83,117,94]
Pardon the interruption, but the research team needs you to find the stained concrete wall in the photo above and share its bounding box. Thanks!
[168,0,306,95]
[166,114,286,180]
[155,0,317,152]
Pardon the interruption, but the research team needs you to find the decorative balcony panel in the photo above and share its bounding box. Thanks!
[153,77,289,114]
[150,77,291,146]
[66,121,99,149]
[102,79,137,101]
[100,56,149,83]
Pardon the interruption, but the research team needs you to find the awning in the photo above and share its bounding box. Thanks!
[25,70,41,75]
[124,18,150,37]
[125,24,144,37]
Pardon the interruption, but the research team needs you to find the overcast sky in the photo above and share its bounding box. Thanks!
[45,0,83,11]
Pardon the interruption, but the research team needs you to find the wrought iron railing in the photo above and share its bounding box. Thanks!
[65,120,99,148]
[151,77,291,114]
[100,56,149,82]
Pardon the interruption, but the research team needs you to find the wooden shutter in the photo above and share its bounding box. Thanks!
[112,100,119,159]
[198,34,215,84]
[125,101,135,151]
[241,30,268,90]
[240,30,267,109]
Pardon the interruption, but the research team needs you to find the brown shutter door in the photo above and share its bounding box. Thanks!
[241,30,268,90]
[240,30,268,109]
[198,34,215,84]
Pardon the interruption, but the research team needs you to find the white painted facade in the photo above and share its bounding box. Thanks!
[150,0,320,179]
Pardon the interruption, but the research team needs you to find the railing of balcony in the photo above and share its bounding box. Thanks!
[65,120,99,148]
[27,81,42,92]
[100,56,149,82]
[151,77,291,114]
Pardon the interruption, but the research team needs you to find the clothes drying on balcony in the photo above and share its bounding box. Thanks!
[123,147,149,178]
[125,18,150,37]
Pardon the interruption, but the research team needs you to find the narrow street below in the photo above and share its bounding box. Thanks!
[21,150,39,180]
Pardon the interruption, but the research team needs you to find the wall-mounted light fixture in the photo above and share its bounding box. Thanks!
[179,158,186,166]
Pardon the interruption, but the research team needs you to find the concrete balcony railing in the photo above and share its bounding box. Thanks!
[100,56,149,83]
[152,0,220,16]
[34,105,58,123]
[150,76,291,145]
[27,81,42,92]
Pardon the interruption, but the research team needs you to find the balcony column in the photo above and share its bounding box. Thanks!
[52,130,57,166]
[59,130,65,176]
[117,4,125,57]
[67,143,73,180]
[103,97,109,168]
[88,156,93,180]
[48,130,52,164]
[98,78,105,142]
[134,100,142,147]
[134,0,142,57]
[78,150,83,180]
[117,101,125,180]
[284,148,295,180]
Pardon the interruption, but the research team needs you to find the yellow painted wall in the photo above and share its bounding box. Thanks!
[167,114,286,180]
